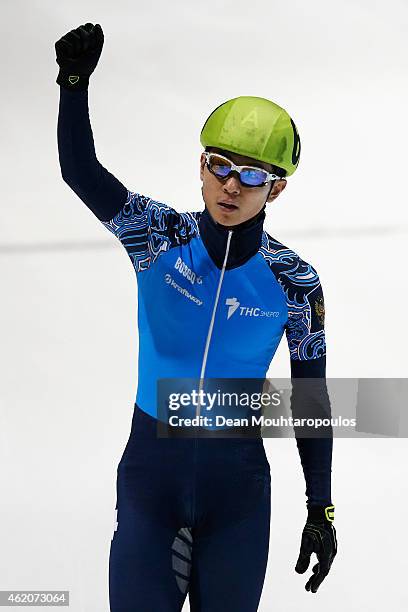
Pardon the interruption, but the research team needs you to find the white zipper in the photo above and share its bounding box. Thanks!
[196,230,233,418]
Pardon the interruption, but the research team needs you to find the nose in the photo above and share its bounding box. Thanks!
[223,172,241,194]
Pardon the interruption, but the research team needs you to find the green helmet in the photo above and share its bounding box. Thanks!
[200,96,301,176]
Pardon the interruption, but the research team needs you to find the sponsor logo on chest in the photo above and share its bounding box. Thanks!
[174,257,202,285]
[225,297,280,320]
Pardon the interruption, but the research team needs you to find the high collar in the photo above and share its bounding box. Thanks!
[198,206,266,270]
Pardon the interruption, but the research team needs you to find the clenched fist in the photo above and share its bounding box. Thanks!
[55,23,104,91]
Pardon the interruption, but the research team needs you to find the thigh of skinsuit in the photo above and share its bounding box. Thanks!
[108,407,271,612]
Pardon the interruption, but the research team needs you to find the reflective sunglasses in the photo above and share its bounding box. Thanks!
[204,151,281,187]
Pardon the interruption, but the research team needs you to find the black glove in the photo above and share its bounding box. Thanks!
[295,505,337,593]
[55,23,104,91]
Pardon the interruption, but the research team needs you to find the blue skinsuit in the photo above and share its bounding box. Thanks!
[57,88,333,611]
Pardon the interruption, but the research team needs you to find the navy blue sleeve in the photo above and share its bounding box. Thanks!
[290,356,333,508]
[57,87,128,222]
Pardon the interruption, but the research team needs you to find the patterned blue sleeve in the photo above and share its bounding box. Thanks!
[102,191,199,273]
[285,264,326,363]
[259,234,326,363]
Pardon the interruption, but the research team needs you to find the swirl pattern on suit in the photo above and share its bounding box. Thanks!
[103,191,199,272]
[259,232,326,361]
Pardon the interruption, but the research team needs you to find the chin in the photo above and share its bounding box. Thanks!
[217,214,238,226]
[208,205,241,226]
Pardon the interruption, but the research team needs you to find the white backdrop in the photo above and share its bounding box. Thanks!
[1,1,407,610]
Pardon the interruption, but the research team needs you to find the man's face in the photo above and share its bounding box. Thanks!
[200,147,287,226]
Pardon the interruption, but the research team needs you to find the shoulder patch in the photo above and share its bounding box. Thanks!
[314,296,325,327]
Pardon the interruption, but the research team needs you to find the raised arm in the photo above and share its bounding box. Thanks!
[55,23,127,221]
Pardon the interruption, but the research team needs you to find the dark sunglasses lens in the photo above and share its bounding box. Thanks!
[208,155,232,178]
[240,168,268,186]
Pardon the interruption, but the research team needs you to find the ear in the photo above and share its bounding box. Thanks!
[267,178,287,203]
